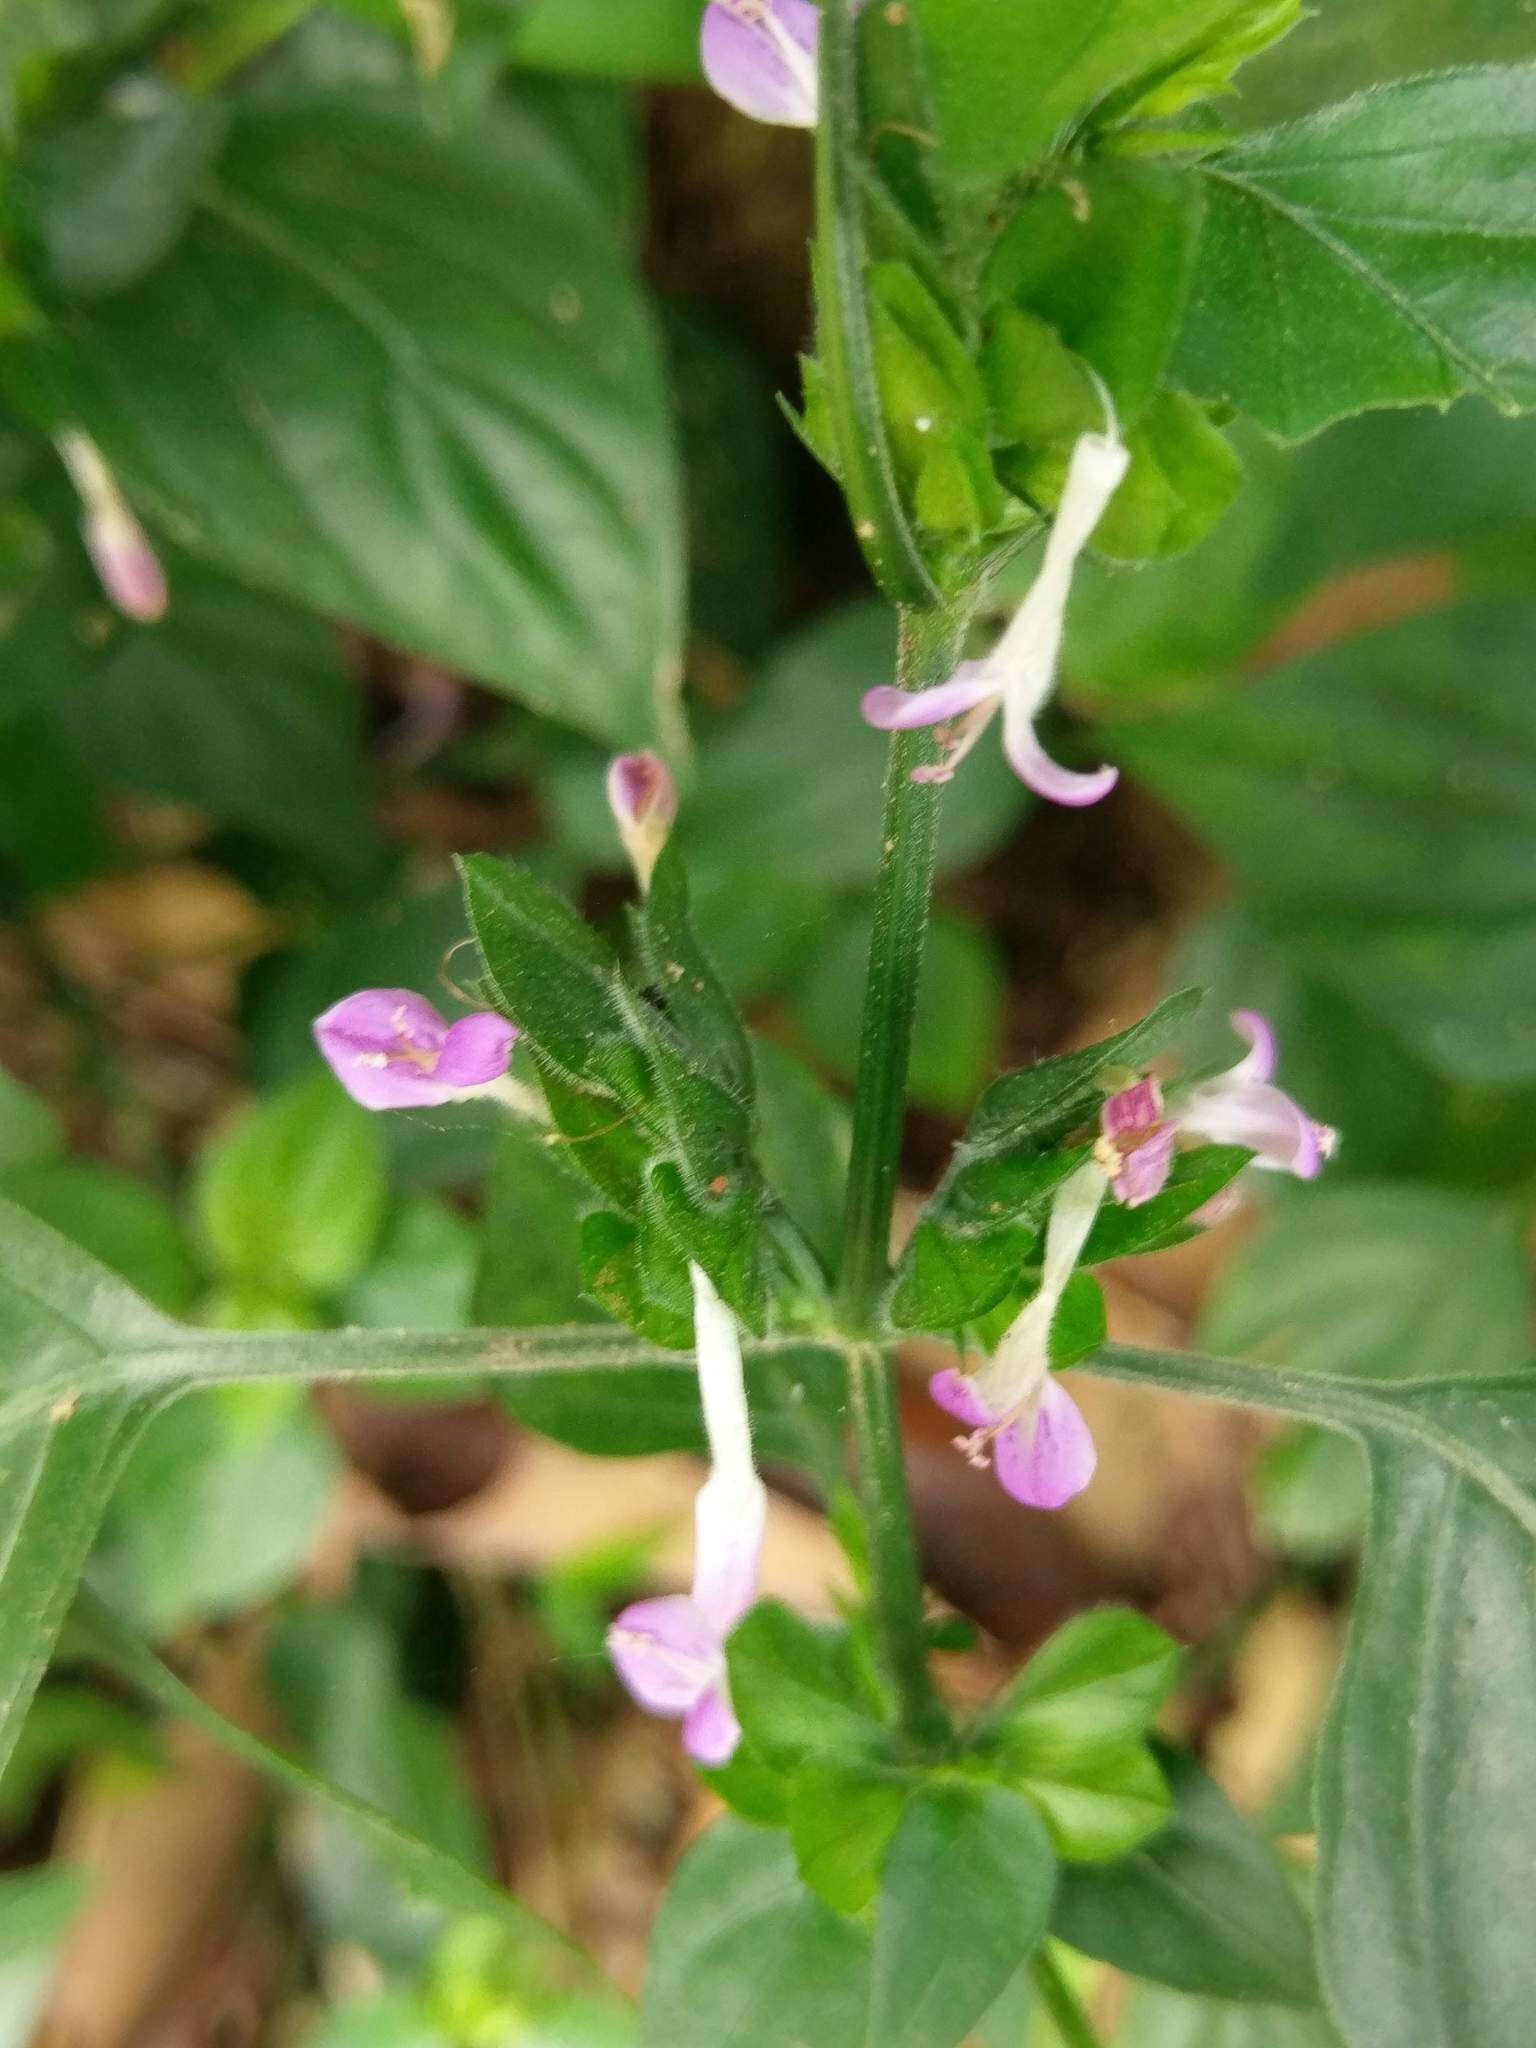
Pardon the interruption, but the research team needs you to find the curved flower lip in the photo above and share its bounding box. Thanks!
[607,1592,742,1765]
[701,0,819,128]
[1178,1010,1337,1180]
[1001,710,1119,808]
[1229,1008,1277,1083]
[860,426,1127,806]
[928,1368,1096,1510]
[313,989,518,1110]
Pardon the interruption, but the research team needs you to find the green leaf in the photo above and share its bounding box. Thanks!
[1086,1343,1536,1537]
[510,0,700,80]
[459,853,638,1095]
[751,1041,850,1274]
[1010,1741,1174,1864]
[685,599,1025,898]
[983,162,1204,422]
[813,0,940,606]
[103,1384,339,1632]
[0,1068,62,1174]
[633,842,754,1104]
[892,988,1201,1329]
[0,1864,90,2045]
[0,1202,177,1781]
[22,93,229,299]
[1202,1184,1533,1384]
[972,1611,1179,1860]
[345,1197,479,1338]
[1177,68,1536,440]
[1255,1425,1370,1565]
[789,1763,907,1915]
[271,1597,491,1966]
[46,555,376,881]
[1316,1448,1536,2048]
[911,0,1273,206]
[1080,1145,1250,1265]
[475,1125,604,1331]
[9,83,682,747]
[727,1602,886,1774]
[869,1782,1055,2048]
[193,1069,387,1300]
[640,1819,871,2048]
[0,1160,199,1314]
[791,905,1005,1117]
[979,1608,1181,1767]
[1054,1747,1319,2005]
[1108,603,1536,1083]
[1115,1980,1342,2047]
[74,1590,597,1982]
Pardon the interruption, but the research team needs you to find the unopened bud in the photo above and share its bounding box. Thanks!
[55,429,167,623]
[606,750,677,893]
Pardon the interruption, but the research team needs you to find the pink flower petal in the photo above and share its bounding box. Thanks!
[701,0,819,128]
[607,1595,720,1718]
[1110,1121,1177,1208]
[928,1367,993,1431]
[1002,716,1118,808]
[993,1378,1097,1509]
[1180,1079,1325,1178]
[1101,1077,1164,1143]
[313,989,457,1110]
[1228,1009,1277,1084]
[860,669,1000,732]
[684,1682,743,1766]
[87,513,168,623]
[435,1012,518,1088]
[606,751,677,833]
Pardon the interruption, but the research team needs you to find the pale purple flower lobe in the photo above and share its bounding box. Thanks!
[701,0,820,128]
[313,988,516,1110]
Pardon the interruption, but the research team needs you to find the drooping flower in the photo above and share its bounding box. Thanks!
[1094,1010,1337,1209]
[861,429,1128,804]
[606,750,678,894]
[930,1160,1105,1510]
[313,989,518,1111]
[55,428,168,623]
[701,0,820,128]
[607,1262,766,1765]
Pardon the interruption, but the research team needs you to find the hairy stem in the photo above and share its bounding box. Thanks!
[847,1340,951,1751]
[1032,1949,1106,2048]
[836,598,972,1332]
[833,602,969,1753]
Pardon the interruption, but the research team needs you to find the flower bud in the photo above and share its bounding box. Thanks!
[606,750,677,893]
[55,429,168,624]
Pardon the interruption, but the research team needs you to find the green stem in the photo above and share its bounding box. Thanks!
[836,599,971,1332]
[833,601,969,1754]
[847,1341,950,1752]
[1032,1949,1106,2048]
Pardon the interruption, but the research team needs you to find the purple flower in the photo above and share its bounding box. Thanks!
[55,429,167,623]
[1095,1077,1178,1209]
[862,431,1128,804]
[607,1264,766,1765]
[606,750,678,893]
[1179,1010,1338,1179]
[1094,1011,1337,1208]
[929,1161,1106,1510]
[313,989,518,1111]
[701,0,819,128]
